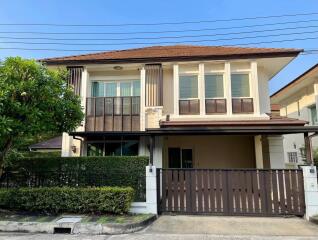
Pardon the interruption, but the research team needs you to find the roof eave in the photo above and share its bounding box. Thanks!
[42,51,302,66]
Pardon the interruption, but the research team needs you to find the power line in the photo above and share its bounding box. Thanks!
[0,37,316,52]
[1,12,318,27]
[0,25,317,42]
[0,19,317,35]
[0,30,317,46]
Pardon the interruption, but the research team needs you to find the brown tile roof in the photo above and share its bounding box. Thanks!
[159,114,307,128]
[41,45,302,65]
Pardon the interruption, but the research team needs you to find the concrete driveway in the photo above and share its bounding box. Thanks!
[144,215,318,236]
[1,215,318,239]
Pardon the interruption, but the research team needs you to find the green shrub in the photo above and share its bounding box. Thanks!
[6,156,148,173]
[0,187,134,214]
[5,156,148,201]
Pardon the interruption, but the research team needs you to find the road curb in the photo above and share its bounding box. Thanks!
[0,215,157,235]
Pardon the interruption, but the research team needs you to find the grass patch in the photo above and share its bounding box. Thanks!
[0,210,153,225]
[81,214,153,224]
[0,212,58,222]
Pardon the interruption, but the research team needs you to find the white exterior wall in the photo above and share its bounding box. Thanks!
[301,166,318,220]
[254,135,264,169]
[279,83,318,166]
[268,136,285,169]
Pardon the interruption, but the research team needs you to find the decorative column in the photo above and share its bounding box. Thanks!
[251,61,260,116]
[198,63,205,115]
[140,67,146,131]
[173,64,179,116]
[224,62,232,116]
[254,135,264,169]
[301,166,318,220]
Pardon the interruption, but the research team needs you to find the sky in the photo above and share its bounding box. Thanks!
[0,0,317,94]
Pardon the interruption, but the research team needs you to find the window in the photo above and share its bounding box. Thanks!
[287,152,298,163]
[205,74,224,98]
[105,82,117,97]
[231,74,250,97]
[168,148,193,168]
[120,82,131,96]
[179,75,198,99]
[87,143,104,156]
[132,81,140,96]
[87,140,139,156]
[309,105,317,125]
[92,82,105,97]
[91,80,140,97]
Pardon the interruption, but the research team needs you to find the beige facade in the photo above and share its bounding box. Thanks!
[163,135,256,168]
[50,47,297,170]
[271,64,318,166]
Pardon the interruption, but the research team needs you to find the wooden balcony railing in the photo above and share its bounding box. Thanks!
[179,99,200,115]
[232,98,254,114]
[85,97,140,132]
[205,99,227,114]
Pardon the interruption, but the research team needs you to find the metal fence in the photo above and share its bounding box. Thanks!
[0,170,146,202]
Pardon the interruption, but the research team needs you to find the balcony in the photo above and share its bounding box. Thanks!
[85,97,140,132]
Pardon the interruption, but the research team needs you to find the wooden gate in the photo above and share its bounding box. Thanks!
[157,169,305,216]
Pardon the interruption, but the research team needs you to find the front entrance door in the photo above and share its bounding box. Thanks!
[168,148,193,168]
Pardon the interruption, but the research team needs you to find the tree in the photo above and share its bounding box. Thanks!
[0,57,84,170]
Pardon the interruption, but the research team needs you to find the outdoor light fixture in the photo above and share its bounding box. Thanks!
[113,66,123,70]
[71,145,77,153]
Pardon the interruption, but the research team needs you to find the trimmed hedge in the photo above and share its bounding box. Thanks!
[0,187,134,214]
[4,156,148,201]
[6,156,148,173]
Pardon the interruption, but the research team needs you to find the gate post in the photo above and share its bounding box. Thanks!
[146,165,158,214]
[301,166,318,220]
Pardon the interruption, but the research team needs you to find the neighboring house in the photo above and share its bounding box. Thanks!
[271,63,318,167]
[29,136,62,152]
[41,45,318,216]
[41,45,315,169]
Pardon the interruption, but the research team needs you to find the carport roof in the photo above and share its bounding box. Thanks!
[69,125,318,137]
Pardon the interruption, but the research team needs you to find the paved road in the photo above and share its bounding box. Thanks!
[0,233,317,240]
[0,215,318,240]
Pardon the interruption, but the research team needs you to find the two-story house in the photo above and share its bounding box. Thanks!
[42,45,318,216]
[271,63,318,167]
[42,45,316,170]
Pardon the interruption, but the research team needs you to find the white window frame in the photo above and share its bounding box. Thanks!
[91,79,140,97]
[230,72,252,99]
[179,73,199,100]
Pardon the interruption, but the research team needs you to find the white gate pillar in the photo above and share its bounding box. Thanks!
[146,166,158,214]
[301,166,318,220]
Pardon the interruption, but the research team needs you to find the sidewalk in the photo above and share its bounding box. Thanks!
[0,212,156,235]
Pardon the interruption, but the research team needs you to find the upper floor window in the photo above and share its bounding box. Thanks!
[205,74,224,98]
[309,105,317,125]
[179,75,198,99]
[91,80,140,97]
[231,74,250,98]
